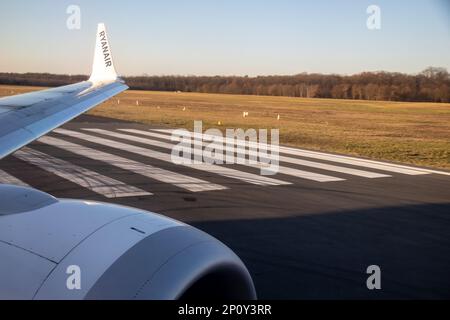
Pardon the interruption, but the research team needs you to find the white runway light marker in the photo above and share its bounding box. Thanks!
[39,136,226,193]
[14,147,152,198]
[0,169,30,187]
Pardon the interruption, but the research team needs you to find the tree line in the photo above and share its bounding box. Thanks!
[1,67,449,102]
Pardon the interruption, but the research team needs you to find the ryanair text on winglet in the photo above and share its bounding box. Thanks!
[99,31,112,67]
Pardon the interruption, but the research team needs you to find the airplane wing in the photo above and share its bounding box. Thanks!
[0,23,128,159]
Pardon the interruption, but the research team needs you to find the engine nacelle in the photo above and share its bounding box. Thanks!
[0,185,256,300]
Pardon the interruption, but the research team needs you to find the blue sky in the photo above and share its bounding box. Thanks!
[0,0,449,76]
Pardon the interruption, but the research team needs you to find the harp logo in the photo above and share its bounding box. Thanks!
[99,31,112,68]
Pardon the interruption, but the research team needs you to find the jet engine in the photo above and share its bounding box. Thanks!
[0,185,256,300]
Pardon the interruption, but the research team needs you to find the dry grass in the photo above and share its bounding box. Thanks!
[1,85,450,170]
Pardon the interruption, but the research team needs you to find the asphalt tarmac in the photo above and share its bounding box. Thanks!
[1,115,449,299]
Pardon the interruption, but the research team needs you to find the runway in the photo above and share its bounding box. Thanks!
[1,115,449,299]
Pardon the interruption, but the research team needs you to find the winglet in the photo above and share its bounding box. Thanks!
[89,23,119,84]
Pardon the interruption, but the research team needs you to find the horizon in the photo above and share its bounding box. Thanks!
[1,0,449,76]
[2,67,448,78]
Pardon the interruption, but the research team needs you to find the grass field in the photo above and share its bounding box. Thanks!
[1,84,450,170]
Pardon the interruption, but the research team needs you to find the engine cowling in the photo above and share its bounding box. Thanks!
[0,185,256,300]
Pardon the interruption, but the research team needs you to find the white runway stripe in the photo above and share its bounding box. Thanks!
[84,129,341,183]
[14,148,152,198]
[279,148,450,176]
[0,169,30,187]
[120,129,390,179]
[56,129,291,186]
[38,136,226,193]
[93,129,344,182]
[151,129,439,176]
